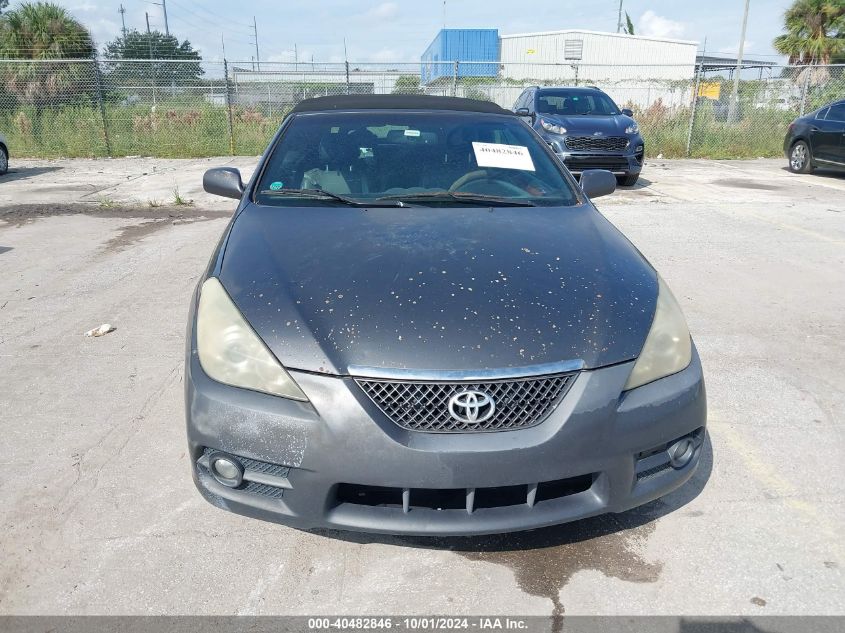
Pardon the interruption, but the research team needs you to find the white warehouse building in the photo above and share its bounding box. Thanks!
[498,30,699,109]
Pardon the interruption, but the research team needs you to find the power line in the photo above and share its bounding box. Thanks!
[164,9,251,40]
[166,0,252,35]
[178,0,251,28]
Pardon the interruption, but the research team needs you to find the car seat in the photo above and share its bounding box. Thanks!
[301,133,368,194]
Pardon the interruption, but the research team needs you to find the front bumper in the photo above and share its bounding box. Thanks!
[185,337,707,536]
[540,133,644,176]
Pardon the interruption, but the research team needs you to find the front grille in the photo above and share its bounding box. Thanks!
[336,474,594,513]
[565,136,629,151]
[566,156,630,172]
[355,373,576,433]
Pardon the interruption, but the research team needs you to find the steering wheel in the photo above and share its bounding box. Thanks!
[449,170,527,196]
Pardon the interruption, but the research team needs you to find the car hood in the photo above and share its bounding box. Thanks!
[218,203,656,375]
[541,114,633,136]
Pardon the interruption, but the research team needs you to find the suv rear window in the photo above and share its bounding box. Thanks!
[255,111,579,207]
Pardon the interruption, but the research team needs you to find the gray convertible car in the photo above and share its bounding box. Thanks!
[186,95,706,536]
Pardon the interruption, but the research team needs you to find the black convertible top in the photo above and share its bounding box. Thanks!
[291,94,513,115]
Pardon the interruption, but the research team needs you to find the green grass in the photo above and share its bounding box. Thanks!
[0,101,796,160]
[172,186,193,206]
[0,102,282,158]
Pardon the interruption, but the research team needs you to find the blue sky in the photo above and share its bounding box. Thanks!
[52,0,794,63]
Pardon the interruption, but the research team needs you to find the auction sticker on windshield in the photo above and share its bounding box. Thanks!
[472,142,535,171]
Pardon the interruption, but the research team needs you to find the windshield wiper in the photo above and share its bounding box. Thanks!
[260,188,404,207]
[378,191,536,207]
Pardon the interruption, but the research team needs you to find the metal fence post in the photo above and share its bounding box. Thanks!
[452,61,459,97]
[92,55,112,156]
[223,59,235,156]
[345,61,351,95]
[685,62,703,158]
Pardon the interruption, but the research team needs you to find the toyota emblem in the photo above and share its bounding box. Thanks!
[448,390,496,424]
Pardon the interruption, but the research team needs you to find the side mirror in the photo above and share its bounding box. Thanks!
[203,167,244,200]
[515,107,535,122]
[621,108,634,117]
[580,169,616,199]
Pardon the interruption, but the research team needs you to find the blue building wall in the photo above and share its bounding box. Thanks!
[420,29,499,84]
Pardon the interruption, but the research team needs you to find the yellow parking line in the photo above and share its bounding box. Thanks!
[737,210,845,244]
[710,417,843,551]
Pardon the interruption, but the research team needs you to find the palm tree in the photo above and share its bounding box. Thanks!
[773,0,845,65]
[0,2,95,106]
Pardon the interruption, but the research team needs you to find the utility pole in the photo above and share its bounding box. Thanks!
[727,0,750,123]
[161,0,169,37]
[146,12,157,105]
[148,0,170,37]
[118,4,127,37]
[616,0,623,33]
[251,16,261,71]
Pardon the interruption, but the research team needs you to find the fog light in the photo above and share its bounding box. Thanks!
[209,453,244,487]
[668,438,694,469]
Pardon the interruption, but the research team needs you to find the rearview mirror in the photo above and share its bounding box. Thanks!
[203,167,244,200]
[579,169,616,199]
[621,108,634,117]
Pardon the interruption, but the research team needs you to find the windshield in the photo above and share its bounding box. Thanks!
[536,90,620,116]
[255,111,579,207]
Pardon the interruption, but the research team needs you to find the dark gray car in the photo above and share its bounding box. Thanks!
[784,100,845,174]
[186,95,706,536]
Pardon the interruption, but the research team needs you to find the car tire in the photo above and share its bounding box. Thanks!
[617,173,639,187]
[788,140,813,174]
[0,146,7,176]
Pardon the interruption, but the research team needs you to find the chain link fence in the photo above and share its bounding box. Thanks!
[0,58,842,159]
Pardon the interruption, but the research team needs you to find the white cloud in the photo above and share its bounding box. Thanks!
[368,2,399,20]
[637,10,686,39]
[71,2,98,12]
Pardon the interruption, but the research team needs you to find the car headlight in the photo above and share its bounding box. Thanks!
[624,276,692,391]
[540,118,567,135]
[625,123,640,135]
[196,277,308,401]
